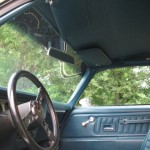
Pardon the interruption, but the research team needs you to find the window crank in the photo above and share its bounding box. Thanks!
[82,116,95,127]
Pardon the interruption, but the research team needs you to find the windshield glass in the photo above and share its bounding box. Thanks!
[0,9,82,103]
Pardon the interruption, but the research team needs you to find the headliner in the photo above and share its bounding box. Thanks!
[49,0,150,67]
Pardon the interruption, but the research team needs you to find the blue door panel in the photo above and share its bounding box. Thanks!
[59,138,142,150]
[59,106,150,150]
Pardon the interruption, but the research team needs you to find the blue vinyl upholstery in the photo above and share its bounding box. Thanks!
[141,130,150,150]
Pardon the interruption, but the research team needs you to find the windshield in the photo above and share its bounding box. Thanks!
[0,9,82,103]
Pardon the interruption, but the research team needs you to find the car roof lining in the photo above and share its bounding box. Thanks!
[50,0,150,68]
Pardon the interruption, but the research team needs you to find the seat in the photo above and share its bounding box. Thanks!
[141,130,150,150]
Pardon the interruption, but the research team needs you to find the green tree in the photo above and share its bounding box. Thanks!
[81,67,150,106]
[0,23,81,103]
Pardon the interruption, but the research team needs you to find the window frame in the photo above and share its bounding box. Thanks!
[0,0,35,17]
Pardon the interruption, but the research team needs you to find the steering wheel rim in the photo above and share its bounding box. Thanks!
[7,70,59,150]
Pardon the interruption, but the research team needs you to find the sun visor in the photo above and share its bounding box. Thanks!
[77,48,111,67]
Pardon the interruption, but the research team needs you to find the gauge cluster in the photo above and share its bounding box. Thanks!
[0,100,9,113]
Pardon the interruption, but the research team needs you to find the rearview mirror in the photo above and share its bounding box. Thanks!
[47,47,75,64]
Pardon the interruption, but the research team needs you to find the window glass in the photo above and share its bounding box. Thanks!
[79,66,150,106]
[0,9,82,103]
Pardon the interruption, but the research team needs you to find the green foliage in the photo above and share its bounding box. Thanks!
[81,67,150,106]
[0,23,81,103]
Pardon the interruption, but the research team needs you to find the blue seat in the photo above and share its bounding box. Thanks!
[141,130,150,150]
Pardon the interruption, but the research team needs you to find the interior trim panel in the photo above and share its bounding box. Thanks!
[59,106,150,150]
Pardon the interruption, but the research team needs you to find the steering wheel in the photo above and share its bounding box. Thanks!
[7,70,59,150]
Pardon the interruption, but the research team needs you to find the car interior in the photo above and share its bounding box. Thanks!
[1,0,150,150]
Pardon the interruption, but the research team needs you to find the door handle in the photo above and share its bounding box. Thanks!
[82,116,95,127]
[120,118,150,124]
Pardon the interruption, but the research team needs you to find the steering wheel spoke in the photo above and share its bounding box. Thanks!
[35,87,44,104]
[22,110,35,128]
[40,120,56,145]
